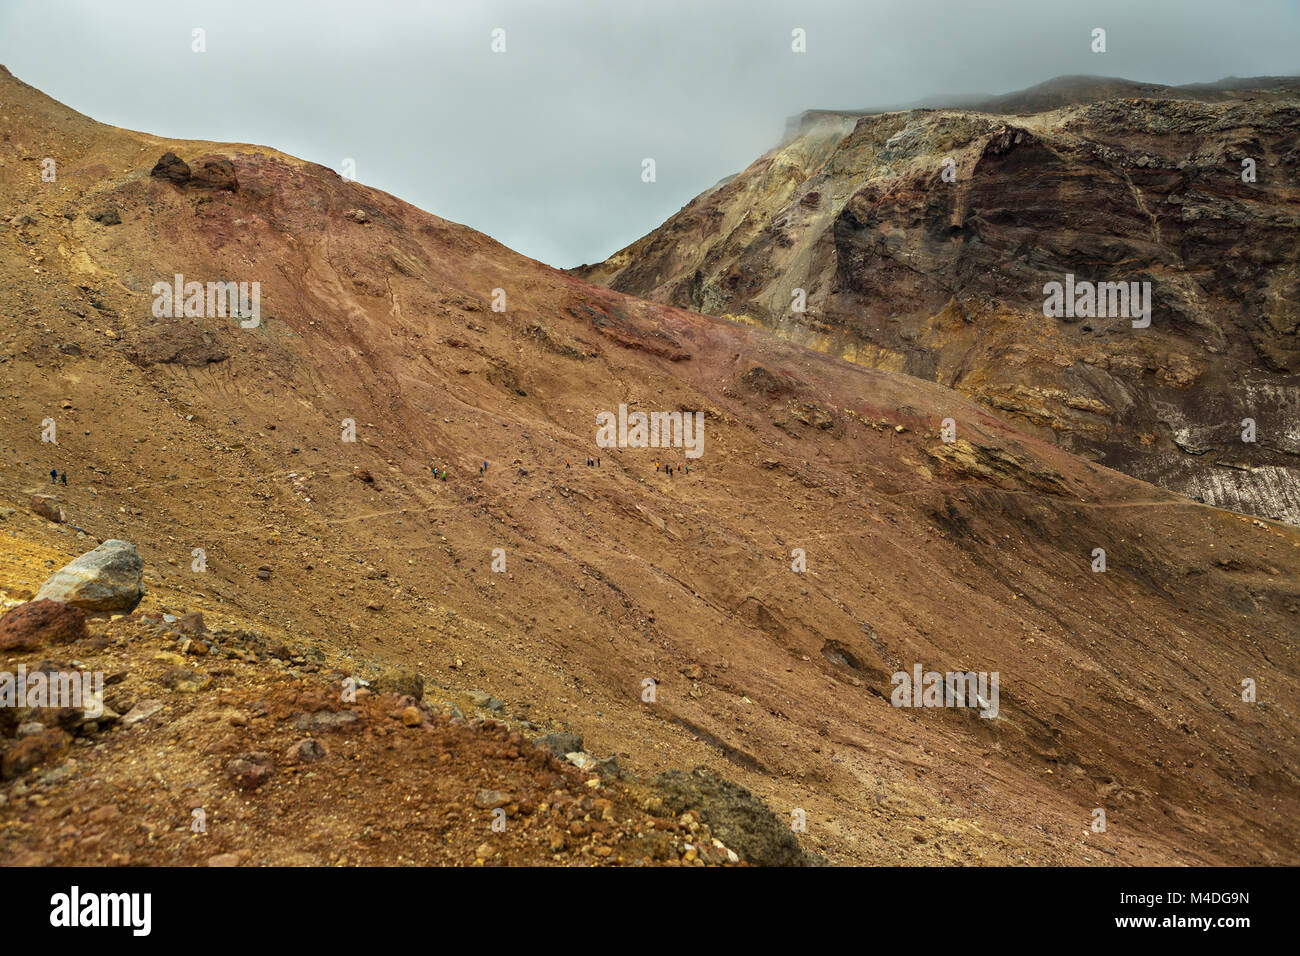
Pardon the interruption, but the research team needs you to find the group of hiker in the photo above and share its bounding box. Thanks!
[654,459,689,477]
[565,455,688,474]
[432,454,693,484]
[42,452,690,494]
[431,460,489,480]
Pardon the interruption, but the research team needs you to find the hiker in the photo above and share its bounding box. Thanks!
[566,458,570,468]
[442,470,447,482]
[59,471,67,485]
[597,457,601,467]
[49,468,57,483]
[433,466,439,479]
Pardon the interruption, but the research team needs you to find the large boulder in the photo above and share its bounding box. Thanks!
[150,151,190,185]
[0,599,89,651]
[30,494,65,523]
[149,152,237,191]
[34,540,145,614]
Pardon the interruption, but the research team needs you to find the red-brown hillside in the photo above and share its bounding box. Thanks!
[1,66,1297,865]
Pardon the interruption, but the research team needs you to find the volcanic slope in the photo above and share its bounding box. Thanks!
[574,75,1300,526]
[1,65,1298,865]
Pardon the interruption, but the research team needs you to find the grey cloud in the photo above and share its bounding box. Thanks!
[2,0,1296,266]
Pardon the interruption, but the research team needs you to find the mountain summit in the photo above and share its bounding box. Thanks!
[575,75,1300,524]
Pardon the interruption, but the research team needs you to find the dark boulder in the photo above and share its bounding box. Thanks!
[150,151,190,185]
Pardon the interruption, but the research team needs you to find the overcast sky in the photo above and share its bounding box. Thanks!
[2,0,1296,267]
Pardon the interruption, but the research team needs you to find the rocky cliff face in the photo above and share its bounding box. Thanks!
[575,77,1300,524]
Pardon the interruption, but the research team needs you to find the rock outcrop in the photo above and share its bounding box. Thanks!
[35,540,145,614]
[0,599,89,651]
[30,495,65,523]
[149,151,238,191]
[575,75,1300,523]
[150,151,191,185]
[188,157,239,192]
[656,768,822,866]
